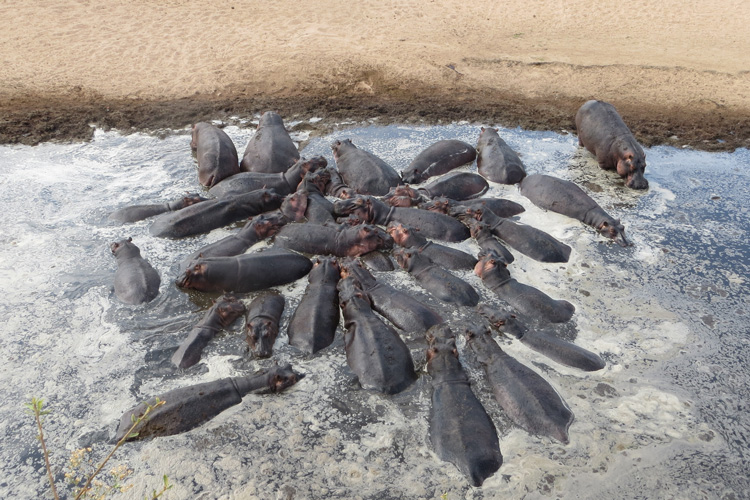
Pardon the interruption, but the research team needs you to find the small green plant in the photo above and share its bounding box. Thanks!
[25,397,173,500]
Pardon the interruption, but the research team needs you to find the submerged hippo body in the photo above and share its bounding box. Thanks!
[338,277,417,394]
[476,305,605,372]
[418,172,489,201]
[476,127,526,184]
[394,248,479,307]
[114,365,303,442]
[331,139,401,196]
[465,219,515,265]
[209,156,327,198]
[401,140,477,184]
[474,251,575,323]
[109,194,208,224]
[171,295,246,369]
[274,223,392,257]
[191,122,240,187]
[575,100,648,189]
[465,323,574,443]
[245,293,285,359]
[288,258,341,354]
[426,325,503,487]
[423,196,525,219]
[176,248,312,293]
[240,111,300,174]
[333,195,470,242]
[519,173,628,246]
[111,238,160,305]
[387,222,477,270]
[340,258,443,334]
[149,189,283,239]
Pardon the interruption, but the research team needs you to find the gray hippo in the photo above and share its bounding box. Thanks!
[418,171,489,201]
[387,222,477,271]
[273,222,393,257]
[331,139,401,196]
[209,156,327,198]
[575,100,648,189]
[401,139,477,184]
[519,173,628,246]
[476,127,526,184]
[108,193,208,224]
[426,325,503,487]
[240,111,300,173]
[245,293,285,359]
[394,248,479,307]
[191,122,240,188]
[111,238,160,305]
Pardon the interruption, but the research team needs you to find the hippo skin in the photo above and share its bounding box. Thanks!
[422,196,525,219]
[519,173,628,246]
[111,238,160,305]
[191,122,240,187]
[287,257,341,354]
[394,248,479,307]
[171,295,246,369]
[464,219,515,265]
[387,222,477,270]
[240,111,300,174]
[464,322,574,444]
[575,100,648,189]
[331,139,401,196]
[401,139,477,184]
[245,293,285,359]
[338,277,417,394]
[209,156,327,198]
[273,222,393,257]
[108,193,208,224]
[426,325,503,487]
[418,172,489,201]
[475,127,526,184]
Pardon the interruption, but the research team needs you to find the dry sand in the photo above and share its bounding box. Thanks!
[1,0,748,149]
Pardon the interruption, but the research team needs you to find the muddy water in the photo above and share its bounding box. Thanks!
[1,120,748,499]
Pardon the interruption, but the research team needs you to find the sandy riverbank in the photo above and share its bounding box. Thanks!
[1,0,748,149]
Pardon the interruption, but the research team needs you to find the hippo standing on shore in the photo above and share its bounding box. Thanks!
[191,122,240,188]
[111,238,160,305]
[240,111,300,174]
[575,100,648,189]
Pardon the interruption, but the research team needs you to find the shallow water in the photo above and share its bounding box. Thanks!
[1,120,748,499]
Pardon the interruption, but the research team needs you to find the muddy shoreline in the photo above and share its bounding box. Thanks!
[3,83,748,151]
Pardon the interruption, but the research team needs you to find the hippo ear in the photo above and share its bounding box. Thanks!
[426,347,438,362]
[127,237,133,242]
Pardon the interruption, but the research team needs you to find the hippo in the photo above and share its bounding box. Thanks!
[359,250,395,272]
[149,189,283,239]
[417,171,489,201]
[387,222,477,270]
[299,171,337,224]
[400,139,477,184]
[245,293,285,359]
[240,111,300,173]
[340,258,443,334]
[333,195,470,242]
[171,295,246,369]
[421,196,525,219]
[459,206,571,263]
[382,184,423,208]
[475,127,526,184]
[474,250,575,323]
[318,167,355,199]
[464,219,515,264]
[191,122,240,187]
[287,257,341,354]
[176,248,312,293]
[280,190,309,222]
[108,193,208,224]
[476,305,605,372]
[331,139,401,196]
[111,238,160,305]
[464,322,574,444]
[426,324,503,487]
[338,276,417,394]
[179,211,289,272]
[114,365,303,442]
[575,100,648,189]
[209,156,327,198]
[394,248,479,307]
[519,173,628,246]
[273,222,393,257]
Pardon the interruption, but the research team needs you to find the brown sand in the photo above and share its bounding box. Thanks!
[1,0,748,149]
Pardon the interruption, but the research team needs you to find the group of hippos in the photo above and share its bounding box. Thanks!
[108,99,648,487]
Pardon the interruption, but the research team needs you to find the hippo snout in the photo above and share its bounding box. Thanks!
[627,172,649,189]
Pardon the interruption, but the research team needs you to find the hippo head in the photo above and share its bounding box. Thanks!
[462,321,499,365]
[386,222,414,247]
[383,185,422,207]
[615,143,648,190]
[474,250,511,283]
[258,111,284,128]
[345,224,393,256]
[425,324,460,376]
[110,237,139,258]
[392,247,417,271]
[267,364,305,393]
[214,295,247,328]
[597,219,629,247]
[300,155,328,176]
[331,139,355,161]
[246,315,279,359]
[182,193,208,207]
[337,276,371,308]
[280,191,308,222]
[304,167,332,194]
[465,218,487,239]
[312,255,340,275]
[252,211,289,239]
[332,195,372,221]
[338,257,376,287]
[176,262,211,291]
[338,213,367,226]
[420,197,453,215]
[475,304,526,339]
